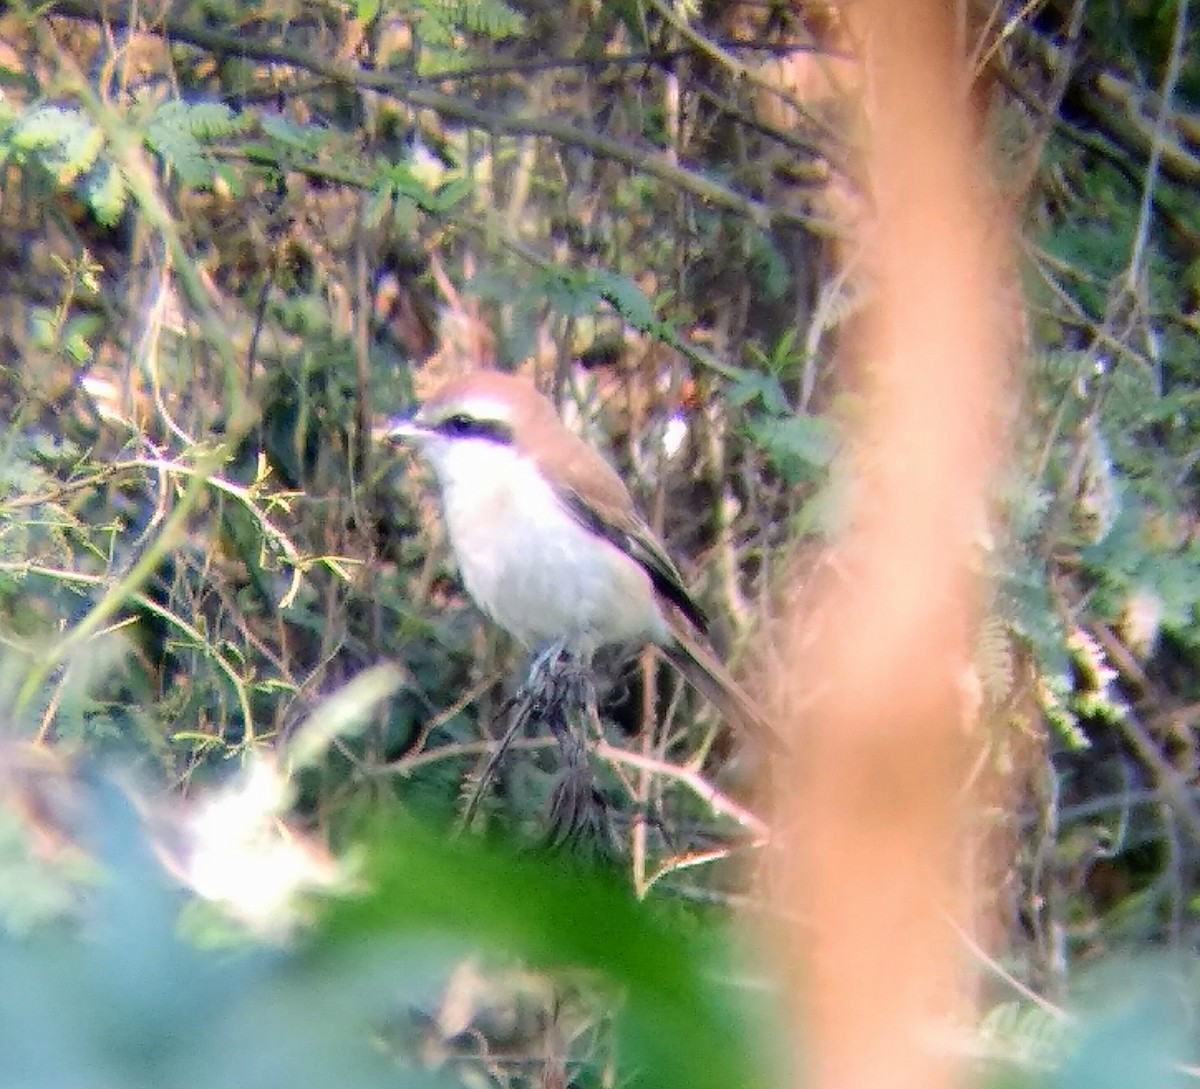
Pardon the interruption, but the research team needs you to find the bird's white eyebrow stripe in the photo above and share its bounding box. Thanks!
[431,397,509,424]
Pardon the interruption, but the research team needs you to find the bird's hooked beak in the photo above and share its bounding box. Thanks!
[373,408,430,445]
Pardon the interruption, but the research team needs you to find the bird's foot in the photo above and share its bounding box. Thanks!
[525,638,569,686]
[458,642,601,841]
[523,641,596,765]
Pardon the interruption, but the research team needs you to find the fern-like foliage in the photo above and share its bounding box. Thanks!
[418,0,525,42]
[82,161,128,226]
[1,103,122,221]
[0,96,251,225]
[144,99,247,188]
[7,104,103,182]
[976,613,1017,708]
[978,999,1072,1071]
[408,0,526,72]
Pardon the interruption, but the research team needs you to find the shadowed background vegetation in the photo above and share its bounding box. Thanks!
[1,0,1199,1085]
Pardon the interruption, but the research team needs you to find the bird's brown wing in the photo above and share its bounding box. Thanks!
[532,415,709,635]
[546,429,785,750]
[557,487,709,635]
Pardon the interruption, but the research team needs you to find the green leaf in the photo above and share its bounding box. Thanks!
[176,100,239,138]
[259,114,329,154]
[144,121,210,186]
[728,370,790,414]
[387,161,432,200]
[363,182,394,230]
[12,105,104,183]
[430,174,473,211]
[27,308,56,350]
[0,787,431,1089]
[63,315,100,364]
[392,192,419,234]
[748,413,838,482]
[591,270,658,331]
[143,100,245,187]
[83,159,127,225]
[463,268,522,304]
[11,104,91,152]
[416,0,526,43]
[747,231,789,301]
[211,161,243,197]
[536,267,599,317]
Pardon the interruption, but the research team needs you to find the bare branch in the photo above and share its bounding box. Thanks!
[48,0,836,236]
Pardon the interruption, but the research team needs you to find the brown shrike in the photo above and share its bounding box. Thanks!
[380,371,780,748]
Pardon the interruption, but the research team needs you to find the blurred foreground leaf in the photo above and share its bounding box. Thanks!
[316,814,779,1089]
[0,782,777,1089]
[0,782,436,1089]
[1050,970,1192,1089]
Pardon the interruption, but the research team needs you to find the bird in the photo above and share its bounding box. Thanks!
[378,370,781,748]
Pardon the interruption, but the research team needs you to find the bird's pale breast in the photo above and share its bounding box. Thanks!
[431,439,668,651]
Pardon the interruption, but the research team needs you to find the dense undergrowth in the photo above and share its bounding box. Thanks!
[1,0,1199,1084]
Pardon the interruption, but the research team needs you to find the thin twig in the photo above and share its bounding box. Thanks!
[3,561,257,745]
[1016,20,1200,188]
[1113,710,1200,847]
[996,57,1200,252]
[379,735,557,776]
[373,721,770,840]
[1008,0,1087,198]
[421,38,845,84]
[640,844,742,896]
[404,669,507,760]
[1126,0,1190,285]
[644,0,840,144]
[944,912,1070,1023]
[593,741,770,840]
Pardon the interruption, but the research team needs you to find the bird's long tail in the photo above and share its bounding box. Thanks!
[660,625,787,751]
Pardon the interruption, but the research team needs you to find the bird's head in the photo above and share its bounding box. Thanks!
[377,371,561,482]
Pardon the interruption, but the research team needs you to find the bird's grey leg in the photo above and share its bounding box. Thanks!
[524,643,608,851]
[522,641,597,761]
[525,637,570,690]
[459,640,602,841]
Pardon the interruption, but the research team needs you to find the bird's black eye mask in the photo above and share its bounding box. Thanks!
[430,412,514,445]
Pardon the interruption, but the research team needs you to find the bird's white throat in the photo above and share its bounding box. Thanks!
[420,435,669,652]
